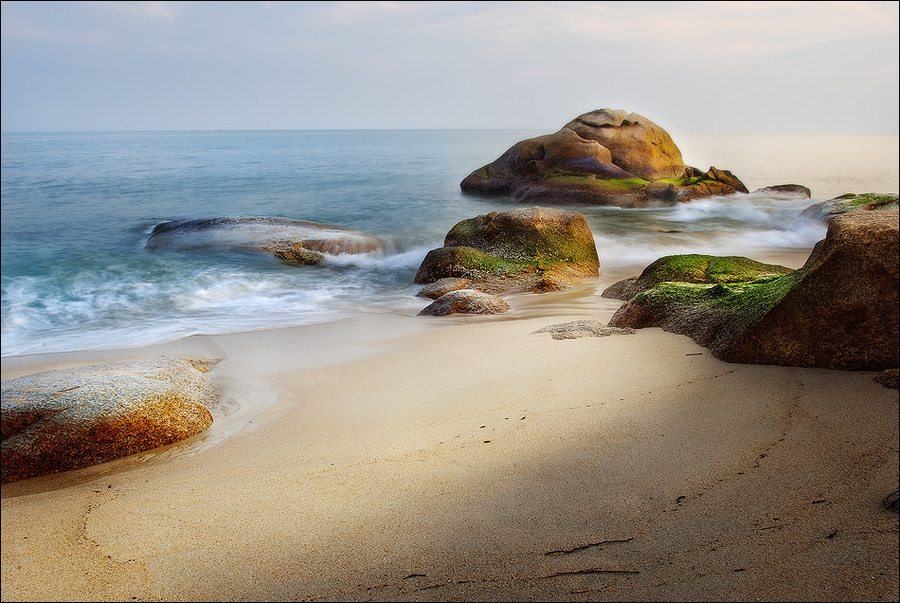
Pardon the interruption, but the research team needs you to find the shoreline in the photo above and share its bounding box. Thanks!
[2,249,898,601]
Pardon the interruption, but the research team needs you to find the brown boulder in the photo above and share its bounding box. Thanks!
[1,355,220,483]
[414,207,600,295]
[460,109,748,207]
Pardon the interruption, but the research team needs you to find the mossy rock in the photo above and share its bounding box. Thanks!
[610,211,899,371]
[602,254,794,301]
[415,207,599,295]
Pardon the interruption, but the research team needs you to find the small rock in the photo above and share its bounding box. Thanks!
[417,289,511,316]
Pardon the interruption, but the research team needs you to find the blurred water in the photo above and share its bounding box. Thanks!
[2,129,897,356]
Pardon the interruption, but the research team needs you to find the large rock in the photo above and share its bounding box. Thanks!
[414,207,600,295]
[1,355,220,483]
[146,216,386,266]
[608,210,899,371]
[460,109,749,207]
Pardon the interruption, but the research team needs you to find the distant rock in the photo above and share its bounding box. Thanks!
[414,207,599,295]
[460,108,749,207]
[1,355,220,483]
[608,210,899,371]
[751,184,812,198]
[417,289,511,316]
[800,192,899,222]
[146,216,386,266]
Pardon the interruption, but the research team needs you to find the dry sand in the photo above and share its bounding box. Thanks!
[2,272,898,602]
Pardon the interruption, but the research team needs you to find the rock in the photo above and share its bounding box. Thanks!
[532,320,635,340]
[417,289,511,316]
[800,192,899,223]
[1,355,220,483]
[751,184,812,198]
[874,368,899,389]
[460,108,748,207]
[563,109,685,180]
[416,277,472,299]
[608,210,899,371]
[146,216,386,266]
[601,255,794,301]
[414,207,600,295]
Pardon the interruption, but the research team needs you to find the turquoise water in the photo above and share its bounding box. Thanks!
[2,129,897,356]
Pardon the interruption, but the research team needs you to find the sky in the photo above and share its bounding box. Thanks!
[1,1,898,132]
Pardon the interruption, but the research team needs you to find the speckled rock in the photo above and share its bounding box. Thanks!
[533,320,635,340]
[1,355,220,483]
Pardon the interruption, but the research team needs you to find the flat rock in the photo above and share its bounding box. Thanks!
[800,193,899,223]
[146,216,386,266]
[533,320,635,340]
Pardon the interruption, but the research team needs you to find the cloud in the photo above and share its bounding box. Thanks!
[1,1,897,131]
[86,1,180,20]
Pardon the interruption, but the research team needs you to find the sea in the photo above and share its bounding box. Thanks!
[2,129,898,359]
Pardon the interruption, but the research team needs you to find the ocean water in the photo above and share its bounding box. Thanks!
[2,129,898,358]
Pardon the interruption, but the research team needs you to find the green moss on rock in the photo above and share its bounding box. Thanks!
[634,254,794,290]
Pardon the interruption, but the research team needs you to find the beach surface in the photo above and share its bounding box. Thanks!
[2,265,898,602]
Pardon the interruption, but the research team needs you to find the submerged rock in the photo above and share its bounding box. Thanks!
[460,108,749,207]
[414,207,600,295]
[146,216,386,266]
[608,210,899,371]
[1,355,220,483]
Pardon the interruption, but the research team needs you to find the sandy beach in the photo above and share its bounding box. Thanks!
[2,262,898,602]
